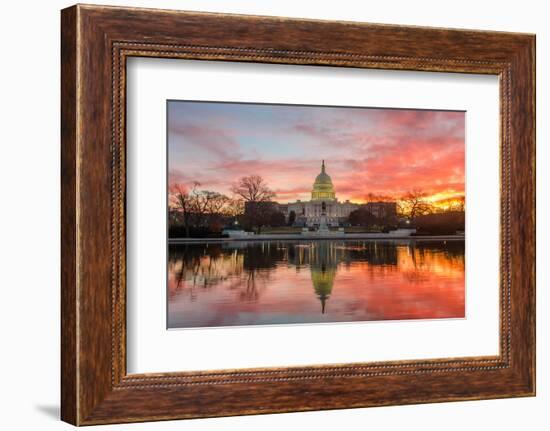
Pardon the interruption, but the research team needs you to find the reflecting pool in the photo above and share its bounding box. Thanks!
[167,239,465,328]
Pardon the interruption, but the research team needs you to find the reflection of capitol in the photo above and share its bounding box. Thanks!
[286,241,400,313]
[169,240,464,323]
[309,242,337,314]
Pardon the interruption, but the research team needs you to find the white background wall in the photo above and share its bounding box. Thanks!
[0,0,546,429]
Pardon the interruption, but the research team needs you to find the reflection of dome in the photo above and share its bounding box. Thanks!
[311,160,336,201]
[311,263,336,314]
[310,241,337,313]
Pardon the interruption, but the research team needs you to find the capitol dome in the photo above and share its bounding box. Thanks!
[311,160,336,201]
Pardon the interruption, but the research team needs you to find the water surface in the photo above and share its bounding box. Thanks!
[168,239,465,328]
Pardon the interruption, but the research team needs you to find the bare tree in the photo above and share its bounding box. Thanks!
[230,175,277,234]
[169,182,199,237]
[193,190,214,224]
[192,190,231,228]
[231,175,275,202]
[222,198,245,217]
[205,193,231,215]
[398,189,434,220]
[170,182,233,236]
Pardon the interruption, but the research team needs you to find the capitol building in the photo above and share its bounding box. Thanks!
[280,160,358,227]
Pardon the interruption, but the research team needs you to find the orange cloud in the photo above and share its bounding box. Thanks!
[168,102,465,203]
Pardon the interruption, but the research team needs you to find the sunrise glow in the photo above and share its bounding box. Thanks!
[168,101,465,205]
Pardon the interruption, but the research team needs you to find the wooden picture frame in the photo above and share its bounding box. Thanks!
[61,4,535,425]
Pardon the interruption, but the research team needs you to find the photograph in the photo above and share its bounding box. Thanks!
[167,101,466,329]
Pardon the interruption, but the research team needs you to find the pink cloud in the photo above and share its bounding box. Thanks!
[169,105,465,203]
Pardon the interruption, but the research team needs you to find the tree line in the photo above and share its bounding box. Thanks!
[169,175,283,237]
[397,188,465,219]
[170,176,466,237]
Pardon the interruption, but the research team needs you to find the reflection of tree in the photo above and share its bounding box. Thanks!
[241,241,285,271]
[169,242,279,303]
[233,242,285,301]
[399,241,465,283]
[347,242,398,266]
[168,240,465,311]
[400,245,430,283]
[411,241,465,267]
[236,269,270,302]
[168,244,238,301]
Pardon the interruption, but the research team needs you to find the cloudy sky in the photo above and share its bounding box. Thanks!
[168,100,465,204]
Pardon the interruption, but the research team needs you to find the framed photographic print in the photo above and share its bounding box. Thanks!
[61,4,535,425]
[165,101,466,329]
